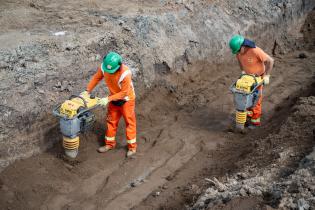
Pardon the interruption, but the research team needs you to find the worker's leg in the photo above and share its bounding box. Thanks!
[105,103,122,149]
[250,86,263,126]
[121,100,137,151]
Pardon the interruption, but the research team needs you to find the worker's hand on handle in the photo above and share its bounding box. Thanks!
[98,97,109,107]
[80,90,90,97]
[263,75,270,85]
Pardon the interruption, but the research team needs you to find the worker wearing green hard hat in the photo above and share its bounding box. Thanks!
[101,52,122,74]
[229,35,274,129]
[229,35,245,54]
[83,51,137,157]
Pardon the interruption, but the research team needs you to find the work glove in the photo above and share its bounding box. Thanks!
[80,90,90,97]
[98,97,109,107]
[263,75,270,85]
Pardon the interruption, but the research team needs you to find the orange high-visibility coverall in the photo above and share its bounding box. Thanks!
[87,64,137,150]
[237,47,269,126]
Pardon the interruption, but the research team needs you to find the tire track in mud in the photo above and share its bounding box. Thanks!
[42,106,226,210]
[40,113,189,209]
[42,124,174,209]
[98,139,188,209]
[103,138,200,210]
[95,108,227,209]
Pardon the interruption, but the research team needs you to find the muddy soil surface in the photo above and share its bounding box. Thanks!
[0,48,314,209]
[0,2,315,210]
[134,54,315,210]
[1,0,314,171]
[136,11,315,210]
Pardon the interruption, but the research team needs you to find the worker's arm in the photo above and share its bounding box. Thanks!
[264,55,274,75]
[238,60,243,70]
[260,52,274,85]
[86,67,104,93]
[238,60,246,75]
[108,74,132,102]
[255,47,274,75]
[236,54,244,73]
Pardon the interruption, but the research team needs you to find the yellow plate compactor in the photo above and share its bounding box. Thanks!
[230,74,264,130]
[53,92,99,158]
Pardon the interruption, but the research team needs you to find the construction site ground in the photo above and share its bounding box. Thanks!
[0,1,315,210]
[0,49,314,209]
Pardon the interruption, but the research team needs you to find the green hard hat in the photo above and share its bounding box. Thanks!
[101,52,122,74]
[229,35,245,54]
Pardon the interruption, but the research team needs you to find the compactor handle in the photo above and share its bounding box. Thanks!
[230,74,264,94]
[69,95,88,108]
[238,74,258,84]
[52,105,63,117]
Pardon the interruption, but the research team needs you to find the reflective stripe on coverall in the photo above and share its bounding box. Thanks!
[247,85,262,126]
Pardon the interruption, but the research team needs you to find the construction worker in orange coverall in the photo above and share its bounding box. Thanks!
[229,35,274,128]
[82,52,137,157]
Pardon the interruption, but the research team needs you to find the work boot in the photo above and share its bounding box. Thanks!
[97,145,113,153]
[126,149,136,157]
[248,124,260,130]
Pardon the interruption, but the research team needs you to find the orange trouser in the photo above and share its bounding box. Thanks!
[247,86,263,126]
[105,100,137,150]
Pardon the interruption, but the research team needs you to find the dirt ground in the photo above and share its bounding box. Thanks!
[0,2,315,210]
[0,50,314,210]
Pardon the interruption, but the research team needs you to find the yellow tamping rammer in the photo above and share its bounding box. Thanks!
[230,74,264,130]
[53,92,99,158]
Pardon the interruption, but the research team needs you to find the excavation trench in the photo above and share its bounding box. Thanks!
[0,60,233,210]
[0,1,315,210]
[0,46,315,209]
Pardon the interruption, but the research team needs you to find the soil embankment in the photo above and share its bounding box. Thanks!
[0,1,314,210]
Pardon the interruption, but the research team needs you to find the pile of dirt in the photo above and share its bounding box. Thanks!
[192,95,315,210]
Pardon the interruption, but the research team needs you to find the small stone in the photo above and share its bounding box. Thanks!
[130,179,142,187]
[240,188,247,196]
[55,81,61,88]
[130,182,138,187]
[221,192,231,203]
[154,191,160,197]
[0,61,9,68]
[298,52,308,59]
[212,177,226,192]
[166,175,174,181]
[248,187,262,196]
[298,198,310,210]
[37,88,45,94]
[237,172,247,179]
